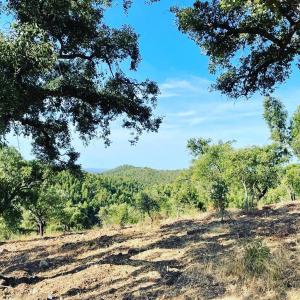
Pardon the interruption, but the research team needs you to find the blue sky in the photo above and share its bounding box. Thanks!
[7,1,300,170]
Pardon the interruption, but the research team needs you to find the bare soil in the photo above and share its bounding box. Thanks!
[1,202,300,300]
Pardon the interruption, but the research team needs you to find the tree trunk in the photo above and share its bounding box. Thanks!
[243,182,248,211]
[250,194,254,210]
[257,187,268,202]
[38,221,45,237]
[220,209,224,222]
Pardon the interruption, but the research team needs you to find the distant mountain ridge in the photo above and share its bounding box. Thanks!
[101,164,182,186]
[85,168,107,174]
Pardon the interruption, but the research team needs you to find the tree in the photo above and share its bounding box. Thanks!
[229,145,284,210]
[0,0,161,165]
[52,170,83,230]
[23,165,62,236]
[263,96,300,160]
[0,147,39,228]
[174,0,300,98]
[263,97,289,145]
[210,179,228,221]
[187,137,212,157]
[284,164,300,201]
[191,140,232,219]
[290,106,300,158]
[170,171,203,217]
[52,171,145,230]
[54,173,104,230]
[135,191,159,222]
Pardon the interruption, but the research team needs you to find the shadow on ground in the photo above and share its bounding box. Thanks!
[0,203,299,299]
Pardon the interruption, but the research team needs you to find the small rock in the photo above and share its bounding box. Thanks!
[47,294,53,300]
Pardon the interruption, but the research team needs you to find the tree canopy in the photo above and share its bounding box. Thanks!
[102,165,181,187]
[228,144,284,209]
[0,0,161,166]
[263,96,300,160]
[263,96,288,145]
[0,147,40,227]
[174,0,300,98]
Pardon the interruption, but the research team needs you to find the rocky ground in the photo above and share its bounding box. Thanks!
[1,202,300,300]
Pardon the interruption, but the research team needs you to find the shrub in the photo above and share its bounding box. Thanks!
[243,240,271,276]
[99,203,139,226]
[0,221,13,240]
[224,240,292,298]
[263,184,288,205]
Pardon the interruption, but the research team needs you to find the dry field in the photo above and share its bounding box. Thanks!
[1,202,300,300]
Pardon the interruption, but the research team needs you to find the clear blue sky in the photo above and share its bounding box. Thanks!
[7,1,300,170]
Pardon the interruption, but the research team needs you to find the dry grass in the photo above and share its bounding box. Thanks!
[221,242,298,299]
[0,202,300,299]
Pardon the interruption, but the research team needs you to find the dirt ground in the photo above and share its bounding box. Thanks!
[1,202,300,300]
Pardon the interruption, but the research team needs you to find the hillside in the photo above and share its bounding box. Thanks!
[0,202,300,299]
[102,165,182,187]
[84,168,107,174]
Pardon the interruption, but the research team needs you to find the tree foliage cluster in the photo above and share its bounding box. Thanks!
[1,1,300,238]
[187,96,300,217]
[0,0,161,167]
[1,0,300,170]
[174,0,300,98]
[102,165,181,187]
[0,152,200,237]
[2,97,300,237]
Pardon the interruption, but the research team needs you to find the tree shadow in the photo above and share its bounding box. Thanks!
[1,204,299,299]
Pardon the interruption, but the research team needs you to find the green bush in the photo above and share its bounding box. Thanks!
[0,218,25,240]
[0,221,13,240]
[228,186,245,209]
[158,198,173,217]
[263,184,287,205]
[99,203,139,226]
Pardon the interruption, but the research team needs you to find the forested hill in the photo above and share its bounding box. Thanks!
[102,165,182,187]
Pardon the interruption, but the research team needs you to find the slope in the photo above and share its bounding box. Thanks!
[0,202,300,299]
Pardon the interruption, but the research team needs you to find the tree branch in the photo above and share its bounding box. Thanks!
[215,22,284,48]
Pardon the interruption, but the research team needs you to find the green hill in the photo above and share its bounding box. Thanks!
[102,165,182,187]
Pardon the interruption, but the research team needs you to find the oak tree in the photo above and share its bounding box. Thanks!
[0,0,161,166]
[174,0,300,98]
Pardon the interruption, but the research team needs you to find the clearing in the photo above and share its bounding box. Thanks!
[1,202,300,300]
